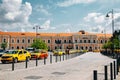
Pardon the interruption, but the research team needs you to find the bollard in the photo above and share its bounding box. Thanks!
[113,61,116,79]
[104,65,108,80]
[12,58,15,71]
[26,57,28,68]
[44,57,46,65]
[55,55,57,62]
[117,58,119,75]
[60,55,61,61]
[63,54,64,61]
[93,70,97,80]
[68,54,69,59]
[66,54,67,60]
[50,54,52,64]
[36,57,38,66]
[110,63,113,80]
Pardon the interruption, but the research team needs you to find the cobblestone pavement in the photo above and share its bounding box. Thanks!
[0,52,117,80]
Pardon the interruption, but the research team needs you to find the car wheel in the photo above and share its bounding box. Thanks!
[14,58,18,63]
[1,61,6,64]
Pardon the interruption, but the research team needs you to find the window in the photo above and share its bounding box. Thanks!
[48,40,50,43]
[28,39,30,43]
[86,46,88,50]
[19,51,22,54]
[24,51,27,54]
[12,39,14,43]
[80,40,82,43]
[101,40,103,43]
[93,40,96,43]
[3,39,6,42]
[84,40,86,43]
[76,45,78,49]
[12,47,14,49]
[22,39,25,43]
[75,40,77,43]
[17,46,19,49]
[88,40,90,43]
[64,40,66,43]
[22,46,24,49]
[17,39,19,43]
[55,46,57,49]
[69,40,71,43]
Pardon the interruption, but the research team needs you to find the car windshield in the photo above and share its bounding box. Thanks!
[5,50,18,54]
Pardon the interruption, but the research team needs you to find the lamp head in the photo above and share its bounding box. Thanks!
[106,13,110,17]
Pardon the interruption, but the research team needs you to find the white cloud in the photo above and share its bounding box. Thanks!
[0,0,32,31]
[35,5,51,15]
[84,12,105,24]
[91,25,104,33]
[65,28,71,33]
[41,20,51,30]
[57,0,96,7]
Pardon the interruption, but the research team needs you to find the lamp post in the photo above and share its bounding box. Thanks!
[106,9,115,55]
[33,25,43,40]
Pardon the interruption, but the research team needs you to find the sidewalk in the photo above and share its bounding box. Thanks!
[0,52,116,80]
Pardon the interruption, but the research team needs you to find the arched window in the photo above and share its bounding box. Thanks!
[17,46,19,49]
[22,39,25,43]
[17,39,19,43]
[28,39,30,43]
[101,40,103,43]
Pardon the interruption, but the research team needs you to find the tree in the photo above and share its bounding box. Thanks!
[102,30,120,50]
[31,39,48,50]
[1,42,7,50]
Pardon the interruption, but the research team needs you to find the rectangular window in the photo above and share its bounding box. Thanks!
[75,40,77,43]
[48,40,50,43]
[80,40,82,43]
[17,39,19,43]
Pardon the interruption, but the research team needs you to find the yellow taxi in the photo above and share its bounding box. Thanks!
[53,49,65,56]
[1,49,31,64]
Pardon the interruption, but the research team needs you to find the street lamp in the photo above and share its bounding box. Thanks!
[33,25,43,40]
[106,9,115,55]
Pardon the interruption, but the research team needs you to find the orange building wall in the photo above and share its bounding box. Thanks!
[0,31,112,51]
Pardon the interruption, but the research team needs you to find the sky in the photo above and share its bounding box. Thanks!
[0,0,120,33]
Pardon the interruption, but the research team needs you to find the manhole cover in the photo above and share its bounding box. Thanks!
[24,76,43,79]
[52,72,66,75]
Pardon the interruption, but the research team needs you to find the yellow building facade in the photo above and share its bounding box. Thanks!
[0,30,112,51]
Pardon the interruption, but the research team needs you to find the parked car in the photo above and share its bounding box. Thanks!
[1,49,31,63]
[25,47,35,53]
[53,49,65,56]
[39,50,48,59]
[31,49,48,59]
[30,50,41,59]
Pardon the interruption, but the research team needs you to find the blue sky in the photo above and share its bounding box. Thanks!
[0,0,120,33]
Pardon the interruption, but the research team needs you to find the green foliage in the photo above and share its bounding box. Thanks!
[31,39,48,50]
[1,42,7,50]
[102,30,120,49]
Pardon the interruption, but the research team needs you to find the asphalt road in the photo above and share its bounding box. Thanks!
[0,52,81,72]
